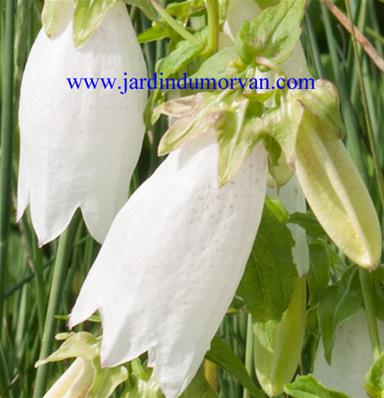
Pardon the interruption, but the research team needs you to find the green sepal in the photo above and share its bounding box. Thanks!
[235,0,306,65]
[73,0,119,48]
[42,0,71,37]
[155,91,228,156]
[257,93,304,167]
[88,359,128,397]
[216,96,264,186]
[35,332,100,367]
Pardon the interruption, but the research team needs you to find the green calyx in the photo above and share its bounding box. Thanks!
[42,0,119,47]
[35,332,129,398]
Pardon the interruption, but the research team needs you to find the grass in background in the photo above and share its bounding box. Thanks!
[0,0,383,397]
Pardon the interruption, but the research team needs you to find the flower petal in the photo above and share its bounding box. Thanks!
[70,134,267,398]
[314,310,384,398]
[17,3,147,245]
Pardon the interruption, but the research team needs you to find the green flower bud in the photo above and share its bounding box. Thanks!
[295,114,382,269]
[254,277,306,396]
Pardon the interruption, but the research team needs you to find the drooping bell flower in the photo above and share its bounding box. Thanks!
[17,1,147,245]
[70,2,381,398]
[70,133,268,398]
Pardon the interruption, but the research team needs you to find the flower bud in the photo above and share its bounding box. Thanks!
[254,276,306,397]
[295,115,382,269]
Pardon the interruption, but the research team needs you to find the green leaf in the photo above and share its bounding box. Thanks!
[365,351,384,398]
[126,0,157,20]
[190,47,243,81]
[284,374,350,398]
[235,0,306,64]
[307,242,331,305]
[138,23,172,43]
[167,0,205,23]
[35,332,99,366]
[88,360,128,398]
[317,267,362,363]
[237,197,298,338]
[159,28,207,78]
[73,0,118,48]
[288,212,326,239]
[206,337,264,398]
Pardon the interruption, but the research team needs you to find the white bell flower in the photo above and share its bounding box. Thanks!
[17,2,147,245]
[314,311,384,398]
[70,133,268,398]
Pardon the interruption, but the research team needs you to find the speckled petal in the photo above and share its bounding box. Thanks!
[17,3,147,245]
[70,134,267,398]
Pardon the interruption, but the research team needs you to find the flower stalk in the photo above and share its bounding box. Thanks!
[204,0,219,56]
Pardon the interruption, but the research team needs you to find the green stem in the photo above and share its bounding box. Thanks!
[32,213,80,398]
[151,0,199,45]
[204,0,219,56]
[20,214,46,339]
[242,314,253,398]
[304,14,324,78]
[359,268,381,360]
[344,0,384,212]
[0,0,15,324]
